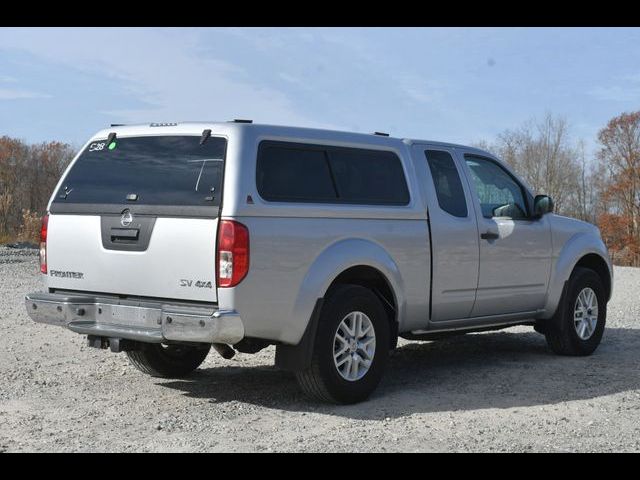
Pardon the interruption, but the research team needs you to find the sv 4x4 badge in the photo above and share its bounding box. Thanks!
[179,279,213,289]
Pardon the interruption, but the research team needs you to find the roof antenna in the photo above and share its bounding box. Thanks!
[200,129,212,145]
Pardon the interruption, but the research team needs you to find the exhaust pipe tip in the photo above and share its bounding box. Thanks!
[212,343,235,359]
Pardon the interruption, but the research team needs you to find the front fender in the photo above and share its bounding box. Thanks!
[542,231,612,318]
[287,238,405,345]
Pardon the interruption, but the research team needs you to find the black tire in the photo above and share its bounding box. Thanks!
[544,267,607,356]
[126,343,211,378]
[295,284,390,404]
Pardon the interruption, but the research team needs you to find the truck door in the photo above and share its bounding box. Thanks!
[413,145,479,322]
[458,152,552,317]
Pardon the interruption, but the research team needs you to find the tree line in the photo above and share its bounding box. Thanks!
[0,137,75,243]
[0,111,638,265]
[476,111,640,267]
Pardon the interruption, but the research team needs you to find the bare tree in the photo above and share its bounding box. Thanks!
[476,113,585,217]
[573,140,598,223]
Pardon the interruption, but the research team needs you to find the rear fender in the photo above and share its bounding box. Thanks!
[292,238,404,338]
[275,238,404,371]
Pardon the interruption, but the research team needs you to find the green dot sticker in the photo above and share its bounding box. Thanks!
[108,142,117,150]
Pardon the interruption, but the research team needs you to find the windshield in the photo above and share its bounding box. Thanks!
[52,135,226,207]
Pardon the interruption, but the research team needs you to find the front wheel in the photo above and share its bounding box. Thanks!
[126,343,211,378]
[544,267,607,356]
[295,284,390,404]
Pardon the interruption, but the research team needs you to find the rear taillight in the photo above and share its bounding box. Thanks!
[216,220,249,288]
[39,214,49,274]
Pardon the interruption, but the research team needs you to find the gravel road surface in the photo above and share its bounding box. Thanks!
[1,246,639,452]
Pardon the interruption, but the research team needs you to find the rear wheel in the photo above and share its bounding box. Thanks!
[544,267,606,356]
[296,284,390,404]
[126,343,211,378]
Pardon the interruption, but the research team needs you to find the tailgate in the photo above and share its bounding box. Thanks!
[46,214,218,302]
[46,133,226,303]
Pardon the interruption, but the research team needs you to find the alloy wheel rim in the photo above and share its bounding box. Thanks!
[333,311,376,382]
[574,287,598,340]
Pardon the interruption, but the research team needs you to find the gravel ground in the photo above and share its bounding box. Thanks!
[1,245,639,452]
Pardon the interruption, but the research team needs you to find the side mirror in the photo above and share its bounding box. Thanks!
[533,195,554,218]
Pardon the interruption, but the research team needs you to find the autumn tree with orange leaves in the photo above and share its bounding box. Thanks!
[596,111,640,267]
[0,136,75,243]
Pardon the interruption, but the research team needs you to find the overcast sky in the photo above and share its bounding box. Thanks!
[1,27,639,155]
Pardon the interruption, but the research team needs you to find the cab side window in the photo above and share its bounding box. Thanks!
[464,155,528,219]
[425,150,468,218]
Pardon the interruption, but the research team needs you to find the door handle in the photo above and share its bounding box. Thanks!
[480,231,499,240]
[110,228,139,242]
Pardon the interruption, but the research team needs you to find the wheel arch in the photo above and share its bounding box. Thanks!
[275,238,404,371]
[573,253,612,301]
[294,238,404,334]
[542,232,613,319]
[325,264,399,348]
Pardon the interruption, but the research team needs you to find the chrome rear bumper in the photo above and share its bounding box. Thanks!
[25,292,244,345]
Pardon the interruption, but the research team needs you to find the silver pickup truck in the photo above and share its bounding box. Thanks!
[26,121,612,404]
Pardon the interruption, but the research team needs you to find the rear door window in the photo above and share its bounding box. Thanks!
[52,135,226,207]
[424,150,468,218]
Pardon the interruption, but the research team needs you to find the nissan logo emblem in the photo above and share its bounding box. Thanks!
[120,209,133,227]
